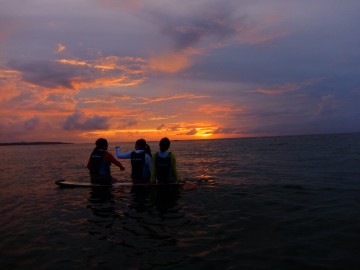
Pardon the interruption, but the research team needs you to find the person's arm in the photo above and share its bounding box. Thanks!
[171,153,180,182]
[105,152,125,171]
[115,146,132,159]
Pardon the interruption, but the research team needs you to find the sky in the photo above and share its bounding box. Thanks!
[1,0,360,143]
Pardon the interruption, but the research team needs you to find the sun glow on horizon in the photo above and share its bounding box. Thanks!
[75,126,234,143]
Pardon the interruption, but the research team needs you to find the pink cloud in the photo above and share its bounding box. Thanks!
[136,93,208,105]
[253,77,325,95]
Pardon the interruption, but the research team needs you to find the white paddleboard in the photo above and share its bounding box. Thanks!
[55,180,184,188]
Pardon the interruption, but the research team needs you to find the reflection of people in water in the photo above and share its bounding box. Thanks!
[128,187,152,213]
[129,185,181,214]
[88,187,116,227]
[152,187,181,214]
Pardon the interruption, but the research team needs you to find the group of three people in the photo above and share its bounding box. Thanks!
[87,137,180,185]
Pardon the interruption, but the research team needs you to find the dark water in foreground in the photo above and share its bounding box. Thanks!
[1,133,360,269]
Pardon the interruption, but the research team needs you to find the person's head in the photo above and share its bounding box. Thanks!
[135,138,147,150]
[159,137,170,152]
[95,138,108,149]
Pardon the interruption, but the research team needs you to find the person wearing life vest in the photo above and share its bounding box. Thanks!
[115,139,152,184]
[87,138,125,185]
[151,137,180,183]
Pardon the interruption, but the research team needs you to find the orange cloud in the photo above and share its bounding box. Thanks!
[0,67,79,121]
[196,103,244,118]
[57,59,89,67]
[58,56,145,71]
[56,56,148,89]
[136,93,209,105]
[149,51,192,73]
[54,43,66,54]
[78,94,134,104]
[80,104,147,118]
[149,48,203,73]
[76,75,146,89]
[253,77,325,95]
[0,69,23,99]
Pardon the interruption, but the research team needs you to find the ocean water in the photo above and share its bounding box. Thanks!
[1,133,360,269]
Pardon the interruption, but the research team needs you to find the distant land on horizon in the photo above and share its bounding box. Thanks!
[0,142,73,146]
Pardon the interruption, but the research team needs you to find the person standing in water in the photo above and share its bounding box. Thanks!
[151,137,180,183]
[87,138,125,185]
[116,139,152,184]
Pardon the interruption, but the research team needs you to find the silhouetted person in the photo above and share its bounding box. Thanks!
[87,138,125,185]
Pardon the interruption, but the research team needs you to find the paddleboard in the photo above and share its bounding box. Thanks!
[55,180,184,188]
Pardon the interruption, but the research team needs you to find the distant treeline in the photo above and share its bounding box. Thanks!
[0,142,73,146]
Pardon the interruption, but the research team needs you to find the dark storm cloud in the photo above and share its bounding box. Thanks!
[159,6,240,50]
[64,111,110,131]
[213,127,239,135]
[120,119,138,128]
[157,123,165,130]
[185,129,197,135]
[9,91,35,105]
[8,60,80,89]
[24,116,40,131]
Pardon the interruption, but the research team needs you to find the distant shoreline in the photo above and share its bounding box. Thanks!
[0,142,73,146]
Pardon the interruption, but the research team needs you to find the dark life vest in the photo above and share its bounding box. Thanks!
[155,152,172,183]
[131,151,147,182]
[89,149,111,181]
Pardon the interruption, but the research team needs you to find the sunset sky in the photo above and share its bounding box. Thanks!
[1,0,360,143]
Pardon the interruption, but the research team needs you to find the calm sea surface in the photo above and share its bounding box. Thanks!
[1,133,360,269]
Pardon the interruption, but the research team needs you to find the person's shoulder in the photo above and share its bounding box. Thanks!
[103,151,114,159]
[104,150,114,156]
